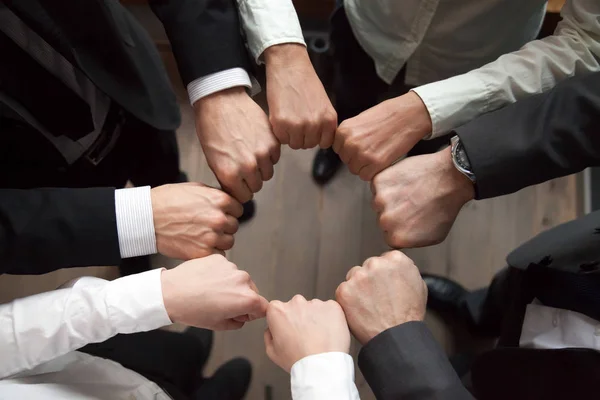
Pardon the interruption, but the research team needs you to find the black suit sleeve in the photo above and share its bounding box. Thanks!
[358,322,473,400]
[453,72,600,200]
[358,321,473,400]
[0,188,121,275]
[149,0,252,86]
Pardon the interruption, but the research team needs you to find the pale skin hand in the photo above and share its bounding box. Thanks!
[333,91,433,181]
[194,87,281,203]
[161,255,269,330]
[151,182,243,259]
[264,295,351,373]
[371,146,475,248]
[264,44,338,149]
[335,251,428,345]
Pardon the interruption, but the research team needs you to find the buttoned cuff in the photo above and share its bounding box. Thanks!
[237,0,306,63]
[411,72,491,139]
[187,68,261,106]
[114,186,157,258]
[291,352,359,400]
[106,268,172,333]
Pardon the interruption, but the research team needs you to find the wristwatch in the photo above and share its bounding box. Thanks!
[450,135,476,183]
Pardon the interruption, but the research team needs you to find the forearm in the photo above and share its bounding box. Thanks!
[456,72,600,199]
[149,0,251,85]
[359,322,473,400]
[0,269,170,378]
[413,0,600,137]
[291,352,360,400]
[0,188,120,275]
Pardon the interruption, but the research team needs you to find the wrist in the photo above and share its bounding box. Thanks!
[264,43,310,68]
[194,86,248,112]
[394,92,433,142]
[439,147,475,204]
[160,269,181,323]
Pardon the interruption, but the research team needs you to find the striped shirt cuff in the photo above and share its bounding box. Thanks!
[187,68,259,106]
[114,186,157,259]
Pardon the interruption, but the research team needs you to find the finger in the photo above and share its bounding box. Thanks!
[332,127,344,154]
[348,156,366,176]
[248,294,269,321]
[219,319,245,330]
[270,143,282,165]
[215,234,235,250]
[244,167,263,194]
[338,145,356,166]
[288,128,304,150]
[258,156,275,182]
[271,120,291,145]
[223,215,239,234]
[303,124,320,149]
[346,266,362,281]
[264,328,275,358]
[233,314,250,322]
[360,163,383,182]
[220,178,253,204]
[319,118,337,149]
[221,196,244,219]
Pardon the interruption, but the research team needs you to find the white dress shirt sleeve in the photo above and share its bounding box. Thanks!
[412,0,600,138]
[0,269,171,379]
[236,0,306,63]
[290,352,361,400]
[187,67,261,106]
[115,186,157,258]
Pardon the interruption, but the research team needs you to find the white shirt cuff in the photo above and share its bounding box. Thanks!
[411,72,491,139]
[114,186,157,258]
[237,0,306,64]
[187,68,260,106]
[291,352,360,400]
[107,268,172,333]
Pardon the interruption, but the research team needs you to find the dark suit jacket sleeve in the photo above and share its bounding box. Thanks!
[0,188,121,275]
[149,0,252,86]
[453,72,600,200]
[358,321,473,400]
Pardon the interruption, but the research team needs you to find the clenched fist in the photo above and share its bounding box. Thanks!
[336,251,427,345]
[264,295,351,372]
[333,91,432,181]
[195,87,281,203]
[265,44,337,149]
[151,182,242,259]
[161,255,268,330]
[371,147,474,248]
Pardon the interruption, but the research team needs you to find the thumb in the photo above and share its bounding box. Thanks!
[248,295,269,321]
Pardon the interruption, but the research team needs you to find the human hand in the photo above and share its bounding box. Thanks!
[335,251,427,345]
[371,147,474,248]
[265,44,337,149]
[333,91,432,180]
[264,295,351,373]
[194,87,281,203]
[151,182,243,259]
[161,255,268,330]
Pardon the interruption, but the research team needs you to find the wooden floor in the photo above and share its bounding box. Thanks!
[0,55,580,400]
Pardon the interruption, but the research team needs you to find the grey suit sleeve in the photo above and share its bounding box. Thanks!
[453,72,600,200]
[358,321,473,400]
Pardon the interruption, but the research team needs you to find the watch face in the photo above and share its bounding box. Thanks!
[456,143,471,170]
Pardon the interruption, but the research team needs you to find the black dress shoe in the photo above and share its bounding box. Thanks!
[312,148,342,185]
[238,200,256,224]
[422,273,469,314]
[194,358,252,400]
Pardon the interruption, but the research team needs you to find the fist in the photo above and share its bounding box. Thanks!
[265,44,337,149]
[336,251,427,345]
[151,183,243,260]
[333,92,431,181]
[264,295,350,372]
[161,255,268,330]
[195,87,281,203]
[371,147,474,248]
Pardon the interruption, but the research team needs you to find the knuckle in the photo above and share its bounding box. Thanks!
[335,283,347,300]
